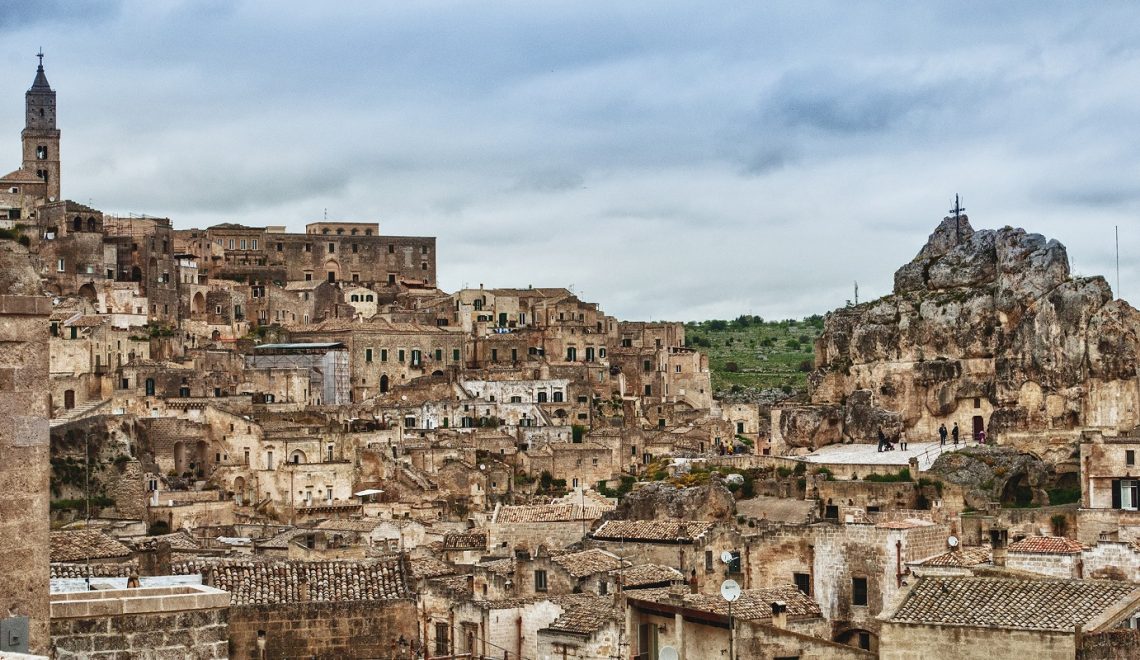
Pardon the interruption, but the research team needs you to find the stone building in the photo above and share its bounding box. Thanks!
[879,575,1140,660]
[0,241,51,654]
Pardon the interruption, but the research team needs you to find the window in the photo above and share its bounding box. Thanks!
[434,622,449,656]
[365,348,373,363]
[599,581,608,596]
[328,243,335,253]
[644,385,652,396]
[381,349,388,362]
[56,258,64,272]
[398,349,405,362]
[727,550,741,573]
[794,572,811,596]
[240,239,247,250]
[705,550,714,572]
[858,632,871,651]
[305,243,312,252]
[1128,450,1136,467]
[534,570,548,592]
[251,239,258,250]
[852,577,868,606]
[411,350,421,366]
[305,272,313,281]
[36,145,47,160]
[452,349,460,361]
[1114,479,1140,510]
[228,239,235,250]
[388,244,395,254]
[643,359,652,372]
[276,242,283,252]
[974,397,981,408]
[435,349,442,361]
[352,243,358,253]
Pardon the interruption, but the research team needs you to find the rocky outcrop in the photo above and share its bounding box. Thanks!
[775,214,1140,448]
[609,480,736,521]
[926,446,1056,510]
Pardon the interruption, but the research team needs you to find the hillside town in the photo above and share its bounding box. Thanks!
[4,56,1140,660]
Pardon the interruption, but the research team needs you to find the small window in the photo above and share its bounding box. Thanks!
[305,243,312,252]
[1128,450,1135,467]
[276,242,283,252]
[328,243,335,253]
[705,550,713,572]
[794,572,811,596]
[852,577,868,606]
[452,349,460,361]
[352,243,358,253]
[534,570,548,592]
[365,348,373,363]
[727,550,741,574]
[599,581,608,596]
[381,349,388,362]
[389,244,395,254]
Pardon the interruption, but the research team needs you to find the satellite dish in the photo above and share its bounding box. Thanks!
[948,535,959,548]
[720,579,741,603]
[479,464,486,471]
[659,646,679,660]
[720,550,734,565]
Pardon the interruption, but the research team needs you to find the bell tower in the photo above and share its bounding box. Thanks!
[22,50,60,202]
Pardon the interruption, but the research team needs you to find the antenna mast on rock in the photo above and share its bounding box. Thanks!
[950,194,966,243]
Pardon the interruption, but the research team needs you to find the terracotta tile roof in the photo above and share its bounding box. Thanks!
[50,531,133,563]
[0,168,43,183]
[888,576,1140,631]
[591,519,715,543]
[612,564,685,588]
[472,593,598,612]
[917,546,992,568]
[427,574,472,597]
[128,530,202,552]
[495,504,578,523]
[443,531,487,550]
[478,557,515,577]
[628,585,822,622]
[408,556,456,580]
[551,549,626,578]
[543,599,619,635]
[202,559,410,605]
[1008,536,1084,555]
[51,562,137,578]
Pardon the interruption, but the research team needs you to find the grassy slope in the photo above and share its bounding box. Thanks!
[684,315,824,394]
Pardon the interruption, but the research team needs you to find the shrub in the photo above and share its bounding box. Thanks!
[1051,514,1069,536]
[865,468,913,483]
[724,361,740,373]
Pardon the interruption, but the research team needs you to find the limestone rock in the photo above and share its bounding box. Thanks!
[778,214,1140,448]
[609,480,736,521]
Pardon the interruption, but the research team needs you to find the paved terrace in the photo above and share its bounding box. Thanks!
[799,440,973,471]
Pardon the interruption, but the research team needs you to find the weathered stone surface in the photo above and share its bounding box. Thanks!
[779,214,1140,448]
[608,480,736,521]
[927,446,1055,509]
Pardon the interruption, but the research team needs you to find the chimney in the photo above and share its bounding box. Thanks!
[689,570,698,594]
[990,525,1009,567]
[770,601,788,629]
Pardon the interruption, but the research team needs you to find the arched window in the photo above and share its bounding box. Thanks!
[553,391,564,403]
[87,217,97,232]
[537,391,548,403]
[72,216,82,231]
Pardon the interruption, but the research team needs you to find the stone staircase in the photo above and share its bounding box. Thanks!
[50,398,111,427]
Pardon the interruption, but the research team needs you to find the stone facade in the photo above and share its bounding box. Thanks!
[227,600,419,659]
[0,242,51,654]
[49,585,229,660]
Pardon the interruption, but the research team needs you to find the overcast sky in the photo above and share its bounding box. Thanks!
[2,1,1138,322]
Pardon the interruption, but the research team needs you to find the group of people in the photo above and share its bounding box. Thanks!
[938,422,986,446]
[874,421,988,453]
[877,428,907,452]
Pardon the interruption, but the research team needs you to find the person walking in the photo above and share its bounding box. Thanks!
[978,429,987,446]
[952,422,960,446]
[899,429,908,451]
[877,427,887,452]
[939,423,948,447]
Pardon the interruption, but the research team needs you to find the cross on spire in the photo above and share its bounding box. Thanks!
[37,48,44,68]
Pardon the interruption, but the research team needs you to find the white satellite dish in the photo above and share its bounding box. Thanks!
[948,535,959,548]
[720,550,734,565]
[479,464,486,471]
[659,646,679,660]
[720,579,741,603]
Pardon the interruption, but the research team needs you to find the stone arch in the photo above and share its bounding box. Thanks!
[87,217,97,232]
[291,450,307,464]
[72,216,82,232]
[130,266,142,282]
[379,374,389,393]
[192,292,206,317]
[233,476,247,505]
[78,282,97,303]
[324,259,340,283]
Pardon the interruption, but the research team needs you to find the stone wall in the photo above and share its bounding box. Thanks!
[879,621,1075,660]
[1083,541,1140,581]
[49,585,229,659]
[1079,628,1140,659]
[1006,551,1080,579]
[227,600,419,660]
[0,247,52,654]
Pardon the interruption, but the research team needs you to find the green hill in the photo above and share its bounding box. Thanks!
[684,315,823,396]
